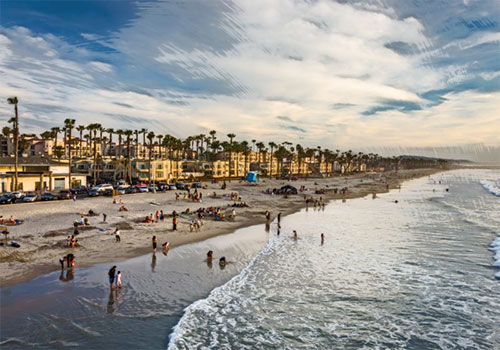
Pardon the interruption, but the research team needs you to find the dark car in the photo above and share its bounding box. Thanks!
[58,190,72,200]
[103,188,114,196]
[192,182,203,189]
[41,192,58,201]
[0,193,16,204]
[125,187,137,194]
[70,186,89,195]
[175,183,186,190]
[88,189,100,197]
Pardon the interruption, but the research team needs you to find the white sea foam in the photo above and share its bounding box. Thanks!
[480,179,500,196]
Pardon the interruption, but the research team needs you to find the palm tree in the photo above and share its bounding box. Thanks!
[227,133,236,179]
[147,131,155,185]
[51,127,61,150]
[156,134,163,159]
[124,130,133,183]
[116,129,124,158]
[53,145,64,161]
[268,142,276,178]
[64,118,75,188]
[296,144,304,176]
[7,97,19,191]
[240,141,250,175]
[256,142,264,170]
[76,125,85,158]
[134,129,139,158]
[140,128,148,158]
[106,128,114,156]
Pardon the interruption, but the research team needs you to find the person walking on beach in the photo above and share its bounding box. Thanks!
[293,230,298,241]
[277,212,281,224]
[108,266,117,289]
[152,235,158,253]
[103,213,107,223]
[115,228,121,242]
[321,233,325,245]
[172,216,177,231]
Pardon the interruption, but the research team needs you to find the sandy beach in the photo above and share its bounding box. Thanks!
[0,169,440,286]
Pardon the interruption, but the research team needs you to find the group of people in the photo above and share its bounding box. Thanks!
[206,250,227,268]
[0,215,20,225]
[66,235,79,248]
[108,265,122,289]
[151,235,170,254]
[59,253,75,269]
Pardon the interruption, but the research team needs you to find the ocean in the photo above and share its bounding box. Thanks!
[1,169,499,349]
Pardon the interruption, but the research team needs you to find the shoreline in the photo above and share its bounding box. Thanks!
[0,168,445,287]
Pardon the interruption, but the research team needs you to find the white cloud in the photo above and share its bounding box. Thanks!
[0,0,498,161]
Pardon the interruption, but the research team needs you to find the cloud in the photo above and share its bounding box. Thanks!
[0,0,499,162]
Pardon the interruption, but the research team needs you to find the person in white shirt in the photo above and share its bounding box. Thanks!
[116,271,122,288]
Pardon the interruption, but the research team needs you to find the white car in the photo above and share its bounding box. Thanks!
[92,184,114,193]
[12,190,24,199]
[23,193,38,202]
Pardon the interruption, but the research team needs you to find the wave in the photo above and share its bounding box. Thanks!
[167,235,280,350]
[480,180,500,197]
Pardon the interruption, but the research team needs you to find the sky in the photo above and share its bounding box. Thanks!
[0,0,499,162]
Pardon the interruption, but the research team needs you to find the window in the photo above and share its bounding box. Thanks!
[157,164,162,169]
[156,172,163,178]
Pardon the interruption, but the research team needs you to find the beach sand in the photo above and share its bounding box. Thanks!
[0,169,440,286]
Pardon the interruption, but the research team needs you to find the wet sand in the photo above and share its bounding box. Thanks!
[0,169,441,286]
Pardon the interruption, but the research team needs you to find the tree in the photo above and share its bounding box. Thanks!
[64,118,75,188]
[227,133,236,179]
[7,97,19,191]
[147,131,155,185]
[124,130,133,183]
[106,128,114,156]
[268,142,276,178]
[76,125,85,158]
[140,128,148,158]
[116,129,124,158]
[53,145,64,161]
[51,127,60,153]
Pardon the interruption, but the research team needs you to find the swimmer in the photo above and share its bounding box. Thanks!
[293,230,297,241]
[162,241,170,254]
[219,256,227,267]
[152,235,157,253]
[206,250,213,262]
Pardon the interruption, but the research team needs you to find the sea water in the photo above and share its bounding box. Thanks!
[168,169,500,350]
[1,169,499,350]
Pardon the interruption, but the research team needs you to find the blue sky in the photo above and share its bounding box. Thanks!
[0,0,499,158]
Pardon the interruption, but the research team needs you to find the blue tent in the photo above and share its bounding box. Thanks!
[246,171,258,182]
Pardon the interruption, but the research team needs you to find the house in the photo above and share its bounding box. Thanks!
[0,157,86,192]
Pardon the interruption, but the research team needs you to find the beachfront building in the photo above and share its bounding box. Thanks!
[0,157,87,192]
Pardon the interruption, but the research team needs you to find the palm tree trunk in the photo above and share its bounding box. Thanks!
[14,104,19,191]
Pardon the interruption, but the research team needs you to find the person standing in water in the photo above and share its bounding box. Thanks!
[321,233,325,245]
[152,235,158,253]
[108,266,117,289]
[293,230,298,241]
[116,271,122,289]
[277,212,281,224]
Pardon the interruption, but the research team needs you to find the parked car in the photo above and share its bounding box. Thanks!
[192,182,203,189]
[41,192,58,201]
[11,190,24,199]
[125,187,137,194]
[175,183,186,190]
[116,186,127,195]
[148,184,158,192]
[0,193,16,204]
[58,190,72,200]
[103,188,114,196]
[71,186,89,195]
[168,184,177,190]
[92,184,114,193]
[136,184,149,193]
[23,193,38,202]
[88,189,101,197]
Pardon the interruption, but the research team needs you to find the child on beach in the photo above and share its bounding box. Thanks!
[116,271,122,289]
[162,241,170,254]
[115,228,121,242]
